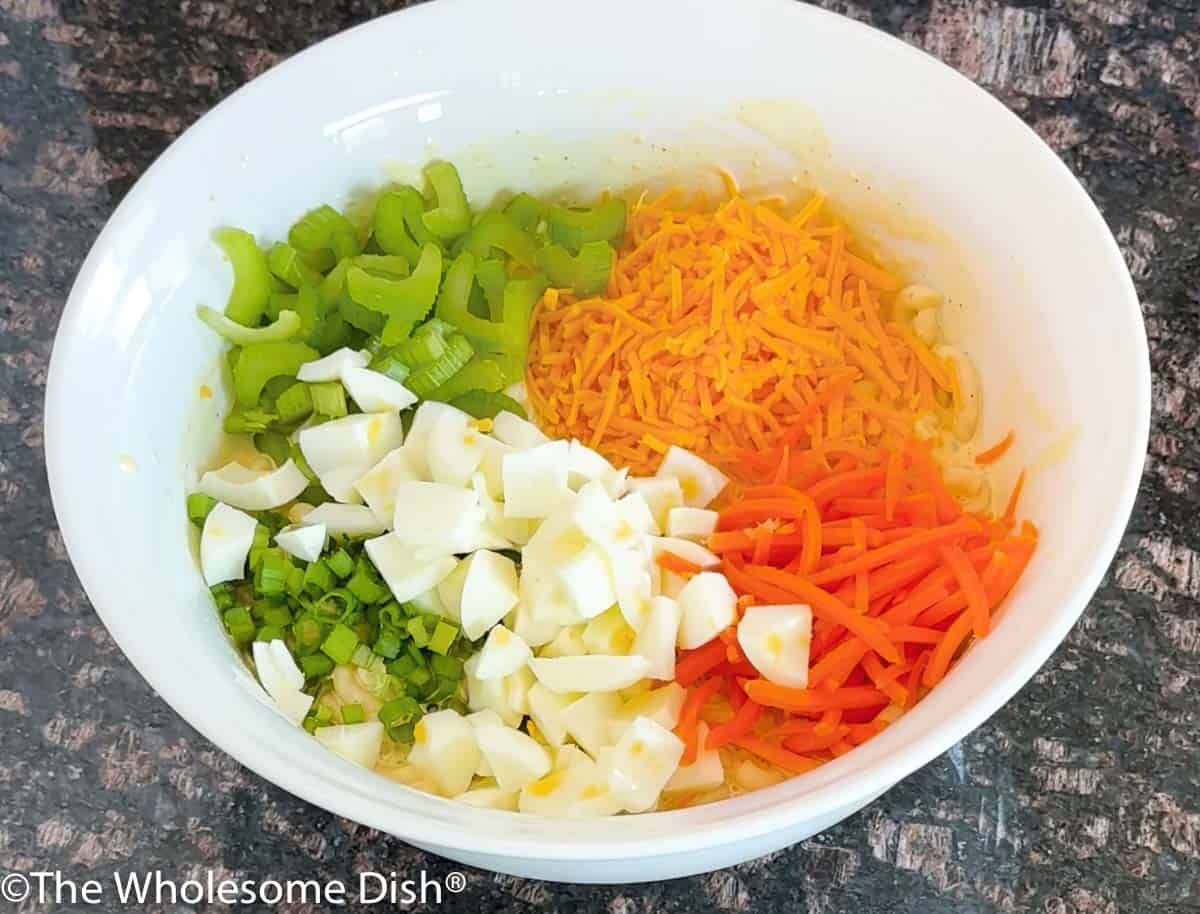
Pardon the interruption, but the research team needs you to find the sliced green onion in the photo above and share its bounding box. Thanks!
[293,616,325,653]
[449,389,526,420]
[341,703,365,725]
[378,694,421,727]
[421,161,472,240]
[247,524,271,571]
[286,566,305,597]
[406,616,431,648]
[261,604,294,627]
[224,607,256,645]
[405,333,474,397]
[429,653,463,679]
[346,243,442,323]
[327,549,355,580]
[187,492,217,526]
[504,193,542,233]
[299,653,334,678]
[198,306,302,346]
[309,381,347,418]
[274,382,313,425]
[232,341,319,408]
[459,212,537,267]
[321,622,359,664]
[210,583,235,611]
[289,205,360,261]
[255,550,293,597]
[428,619,459,655]
[373,627,402,660]
[268,242,325,290]
[547,197,627,252]
[215,227,272,327]
[255,624,285,643]
[346,559,389,604]
[536,240,614,295]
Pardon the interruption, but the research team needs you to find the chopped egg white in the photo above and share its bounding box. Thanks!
[631,596,682,680]
[473,625,532,680]
[736,604,813,689]
[664,723,724,793]
[456,787,518,811]
[426,404,485,488]
[354,447,419,524]
[556,544,617,619]
[298,412,403,502]
[655,445,729,508]
[407,710,479,797]
[363,533,456,603]
[465,709,503,776]
[676,572,738,649]
[340,365,417,413]
[295,347,368,382]
[581,607,636,655]
[529,655,651,694]
[435,558,470,622]
[502,440,571,519]
[562,691,623,757]
[627,477,683,532]
[390,481,487,553]
[458,550,520,640]
[491,410,549,449]
[197,459,309,511]
[251,640,312,726]
[465,655,532,727]
[274,523,326,563]
[610,547,656,631]
[567,440,626,496]
[301,503,386,536]
[402,401,461,479]
[603,716,685,813]
[526,683,577,746]
[538,625,587,658]
[608,682,686,743]
[200,501,258,586]
[314,721,385,769]
[475,725,552,792]
[518,750,620,817]
[666,506,719,541]
[650,536,721,570]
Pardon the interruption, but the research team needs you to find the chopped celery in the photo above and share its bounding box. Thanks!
[346,243,442,323]
[254,431,290,467]
[504,192,543,232]
[427,356,505,402]
[215,228,272,327]
[405,333,474,397]
[353,254,410,277]
[318,259,352,308]
[536,240,614,295]
[460,212,537,267]
[547,197,627,252]
[436,252,545,360]
[309,381,347,418]
[394,318,451,368]
[197,306,301,346]
[381,316,414,346]
[368,350,412,384]
[449,389,527,420]
[373,191,422,264]
[421,161,471,240]
[338,287,386,336]
[187,492,217,526]
[406,616,431,648]
[268,242,325,290]
[223,407,276,435]
[288,205,360,261]
[274,382,313,424]
[475,259,509,321]
[232,341,319,407]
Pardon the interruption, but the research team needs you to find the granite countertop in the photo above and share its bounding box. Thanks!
[1,0,1197,911]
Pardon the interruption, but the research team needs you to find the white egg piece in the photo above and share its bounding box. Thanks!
[561,692,623,757]
[474,625,532,680]
[436,557,470,621]
[608,682,686,743]
[516,504,588,630]
[251,640,312,725]
[658,570,687,600]
[626,477,683,532]
[407,587,450,620]
[676,571,738,649]
[667,506,719,541]
[341,365,417,412]
[363,533,456,603]
[466,708,504,776]
[556,544,616,619]
[503,382,531,414]
[197,459,309,511]
[567,440,625,496]
[655,445,730,508]
[456,787,518,811]
[295,347,368,382]
[354,447,420,524]
[526,683,577,746]
[737,604,814,689]
[465,655,530,728]
[616,491,660,537]
[402,400,464,479]
[314,721,385,769]
[491,410,549,449]
[475,435,512,501]
[502,440,571,519]
[298,412,404,477]
[390,480,487,553]
[507,599,564,649]
[426,405,485,488]
[274,523,326,563]
[664,723,724,793]
[529,655,651,694]
[518,751,621,818]
[603,715,685,813]
[302,503,386,536]
[537,625,587,658]
[650,536,721,570]
[572,482,646,554]
[476,725,552,792]
[200,502,258,586]
[581,606,636,655]
[407,710,480,797]
[458,550,520,641]
[471,472,535,547]
[632,596,682,681]
[609,547,655,631]
[316,464,368,505]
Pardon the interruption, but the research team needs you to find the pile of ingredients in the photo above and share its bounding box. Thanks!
[188,161,1035,815]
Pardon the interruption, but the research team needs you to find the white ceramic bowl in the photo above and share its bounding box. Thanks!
[45,0,1149,883]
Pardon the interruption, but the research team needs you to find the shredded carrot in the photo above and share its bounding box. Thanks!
[730,736,824,774]
[705,699,763,750]
[975,430,1015,465]
[656,550,703,576]
[676,677,723,765]
[675,640,728,687]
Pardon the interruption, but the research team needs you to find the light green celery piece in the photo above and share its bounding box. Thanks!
[214,227,272,327]
[232,341,319,407]
[421,162,471,240]
[547,197,627,252]
[346,243,443,323]
[197,306,302,345]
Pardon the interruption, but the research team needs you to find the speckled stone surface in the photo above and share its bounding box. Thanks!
[0,0,1197,911]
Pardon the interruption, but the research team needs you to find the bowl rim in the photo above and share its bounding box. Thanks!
[44,0,1150,861]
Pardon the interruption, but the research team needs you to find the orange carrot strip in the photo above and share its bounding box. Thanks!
[782,728,846,753]
[807,517,980,586]
[922,611,973,687]
[657,550,703,576]
[744,681,889,713]
[940,543,990,638]
[807,638,871,688]
[675,640,729,687]
[975,430,1015,465]
[730,736,825,774]
[676,677,724,765]
[706,699,763,750]
[861,652,908,705]
[884,450,905,521]
[1002,470,1026,528]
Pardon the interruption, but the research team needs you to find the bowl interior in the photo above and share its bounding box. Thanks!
[45,0,1147,870]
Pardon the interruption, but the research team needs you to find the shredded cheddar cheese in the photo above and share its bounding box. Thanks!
[526,188,956,480]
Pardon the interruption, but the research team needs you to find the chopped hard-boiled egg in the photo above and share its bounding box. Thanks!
[274,523,326,563]
[529,655,651,694]
[516,503,588,628]
[567,440,626,497]
[458,550,520,641]
[389,481,487,553]
[426,404,485,488]
[655,445,729,508]
[556,545,616,619]
[676,572,738,649]
[491,410,549,449]
[197,460,309,511]
[538,625,587,658]
[298,412,404,502]
[603,716,685,813]
[608,682,686,743]
[363,533,457,603]
[627,477,683,532]
[736,604,813,689]
[402,401,461,479]
[666,506,719,541]
[631,596,681,680]
[562,691,623,757]
[341,365,417,413]
[664,723,723,793]
[650,536,721,570]
[610,547,655,631]
[435,558,470,622]
[502,440,571,519]
[407,709,480,797]
[465,709,503,776]
[251,640,312,726]
[354,447,419,524]
[507,599,564,649]
[457,787,518,811]
[475,725,552,792]
[466,655,533,727]
[314,721,385,769]
[581,606,636,655]
[200,501,258,586]
[295,347,368,382]
[301,503,386,536]
[473,625,532,680]
[518,749,620,817]
[526,683,577,746]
